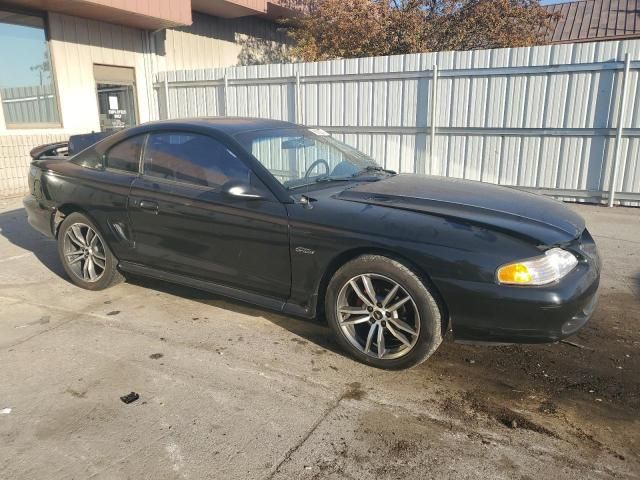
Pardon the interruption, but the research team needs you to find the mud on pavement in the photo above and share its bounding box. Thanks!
[268,286,639,479]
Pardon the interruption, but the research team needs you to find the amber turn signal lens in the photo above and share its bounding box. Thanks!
[496,248,578,286]
[497,263,532,284]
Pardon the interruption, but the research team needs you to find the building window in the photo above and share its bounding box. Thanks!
[0,10,61,127]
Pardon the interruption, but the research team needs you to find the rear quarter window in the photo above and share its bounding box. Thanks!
[71,149,103,170]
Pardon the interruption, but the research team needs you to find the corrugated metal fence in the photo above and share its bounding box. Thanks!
[0,85,60,126]
[155,39,640,205]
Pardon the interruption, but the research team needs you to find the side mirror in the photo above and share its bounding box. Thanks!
[221,180,264,200]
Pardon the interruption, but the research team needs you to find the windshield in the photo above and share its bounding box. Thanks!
[234,128,386,190]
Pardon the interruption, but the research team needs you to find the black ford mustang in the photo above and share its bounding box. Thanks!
[24,118,600,369]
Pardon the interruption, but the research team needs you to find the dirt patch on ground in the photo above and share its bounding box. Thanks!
[456,391,557,436]
[342,382,366,401]
[427,290,640,464]
[292,404,633,480]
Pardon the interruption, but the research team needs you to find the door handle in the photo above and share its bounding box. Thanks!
[139,200,159,214]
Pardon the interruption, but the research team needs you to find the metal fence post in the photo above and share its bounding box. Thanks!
[223,72,229,117]
[295,69,302,124]
[163,78,170,120]
[608,53,631,207]
[429,64,439,175]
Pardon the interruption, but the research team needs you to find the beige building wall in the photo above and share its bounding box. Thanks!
[157,12,290,72]
[0,12,158,137]
[0,10,289,197]
[47,12,158,132]
[0,12,158,197]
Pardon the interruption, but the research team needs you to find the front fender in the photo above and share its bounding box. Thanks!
[285,196,543,320]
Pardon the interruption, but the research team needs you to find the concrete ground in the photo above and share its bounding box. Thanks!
[0,196,638,480]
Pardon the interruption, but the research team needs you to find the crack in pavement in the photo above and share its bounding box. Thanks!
[3,315,78,350]
[0,295,123,323]
[0,295,124,351]
[263,388,352,480]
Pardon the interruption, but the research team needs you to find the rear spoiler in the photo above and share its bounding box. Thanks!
[30,131,115,160]
[30,142,69,160]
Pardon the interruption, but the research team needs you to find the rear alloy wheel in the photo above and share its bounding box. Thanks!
[63,223,106,283]
[326,255,443,369]
[57,212,124,291]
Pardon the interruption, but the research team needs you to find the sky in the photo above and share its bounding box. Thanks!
[0,22,51,89]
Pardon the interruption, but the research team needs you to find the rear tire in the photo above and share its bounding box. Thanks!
[57,212,124,291]
[325,255,443,369]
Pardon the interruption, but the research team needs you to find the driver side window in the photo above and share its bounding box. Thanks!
[105,135,145,173]
[143,132,250,188]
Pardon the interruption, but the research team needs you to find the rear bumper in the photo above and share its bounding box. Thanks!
[23,195,56,238]
[436,250,600,344]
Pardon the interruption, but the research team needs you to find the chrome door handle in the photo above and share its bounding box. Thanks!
[139,200,159,213]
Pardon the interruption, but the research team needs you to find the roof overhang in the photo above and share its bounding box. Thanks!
[1,0,192,30]
[266,0,304,20]
[192,0,303,20]
[192,0,266,18]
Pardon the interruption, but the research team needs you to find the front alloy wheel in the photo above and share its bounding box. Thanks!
[337,274,420,360]
[326,255,444,369]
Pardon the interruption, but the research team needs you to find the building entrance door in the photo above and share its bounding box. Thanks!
[94,65,138,132]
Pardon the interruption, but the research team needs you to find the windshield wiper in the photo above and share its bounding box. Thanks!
[353,165,396,176]
[316,175,353,183]
[288,168,394,191]
[288,176,353,190]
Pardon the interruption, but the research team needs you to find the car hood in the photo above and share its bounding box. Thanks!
[335,174,585,245]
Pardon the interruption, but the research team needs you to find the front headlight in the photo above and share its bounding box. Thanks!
[496,248,578,286]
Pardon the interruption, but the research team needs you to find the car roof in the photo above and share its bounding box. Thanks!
[137,117,298,136]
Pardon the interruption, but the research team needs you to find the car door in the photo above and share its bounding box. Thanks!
[68,134,145,263]
[127,130,291,300]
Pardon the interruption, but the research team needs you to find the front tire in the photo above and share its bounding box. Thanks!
[325,255,443,369]
[57,212,124,291]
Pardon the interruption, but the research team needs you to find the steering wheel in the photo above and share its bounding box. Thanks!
[303,159,330,180]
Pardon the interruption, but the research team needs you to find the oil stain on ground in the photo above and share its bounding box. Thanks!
[342,382,365,401]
